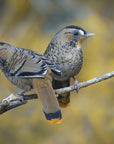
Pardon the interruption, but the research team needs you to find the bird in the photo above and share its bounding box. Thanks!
[44,25,95,108]
[0,42,62,124]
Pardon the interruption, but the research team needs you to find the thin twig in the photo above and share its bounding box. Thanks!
[55,71,114,94]
[0,93,28,114]
[0,71,113,114]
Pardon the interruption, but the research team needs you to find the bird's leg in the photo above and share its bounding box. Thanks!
[18,90,26,95]
[18,89,37,101]
[14,90,33,102]
[5,92,24,102]
[17,90,29,101]
[72,77,79,93]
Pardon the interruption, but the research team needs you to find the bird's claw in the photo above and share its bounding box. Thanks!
[73,79,79,93]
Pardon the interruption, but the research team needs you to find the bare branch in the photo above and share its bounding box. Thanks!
[55,71,114,95]
[0,93,37,114]
[0,71,113,114]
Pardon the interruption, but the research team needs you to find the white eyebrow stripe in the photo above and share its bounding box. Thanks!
[79,30,84,35]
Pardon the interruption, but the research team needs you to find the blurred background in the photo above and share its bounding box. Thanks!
[0,0,114,144]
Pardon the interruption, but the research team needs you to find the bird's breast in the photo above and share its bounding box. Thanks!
[53,48,83,81]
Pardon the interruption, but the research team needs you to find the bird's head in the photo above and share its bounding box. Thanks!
[0,43,7,58]
[55,25,95,47]
[0,42,14,59]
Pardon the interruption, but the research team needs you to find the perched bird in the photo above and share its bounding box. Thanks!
[44,25,94,107]
[0,42,62,123]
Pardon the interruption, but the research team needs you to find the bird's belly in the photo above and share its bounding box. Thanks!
[7,76,32,91]
[53,59,83,81]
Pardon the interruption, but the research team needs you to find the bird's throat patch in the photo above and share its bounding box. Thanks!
[0,49,6,57]
[77,37,86,46]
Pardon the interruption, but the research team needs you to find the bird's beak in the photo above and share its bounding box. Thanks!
[77,32,95,45]
[86,32,95,37]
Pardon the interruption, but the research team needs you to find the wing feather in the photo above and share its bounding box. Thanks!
[9,48,47,78]
[36,53,62,75]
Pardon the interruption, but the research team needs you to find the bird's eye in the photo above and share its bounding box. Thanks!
[74,32,79,36]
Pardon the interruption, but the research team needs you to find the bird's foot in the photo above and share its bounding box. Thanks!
[17,91,27,101]
[8,93,24,102]
[73,78,79,93]
[18,90,28,96]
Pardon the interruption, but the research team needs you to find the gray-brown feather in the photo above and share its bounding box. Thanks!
[0,42,61,91]
[44,35,83,81]
[44,27,83,107]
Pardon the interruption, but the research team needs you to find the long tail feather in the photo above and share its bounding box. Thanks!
[33,77,62,124]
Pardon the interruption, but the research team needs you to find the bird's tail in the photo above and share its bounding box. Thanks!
[32,76,62,124]
[52,79,70,108]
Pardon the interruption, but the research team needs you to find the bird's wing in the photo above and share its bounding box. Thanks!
[9,48,47,78]
[35,53,61,76]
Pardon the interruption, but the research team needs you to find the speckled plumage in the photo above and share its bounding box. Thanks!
[0,42,61,91]
[44,25,94,107]
[45,37,83,81]
[0,42,62,123]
